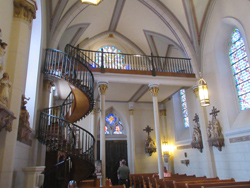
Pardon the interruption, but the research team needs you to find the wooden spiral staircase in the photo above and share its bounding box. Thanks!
[38,46,95,188]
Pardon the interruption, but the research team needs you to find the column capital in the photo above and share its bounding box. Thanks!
[160,109,166,116]
[91,108,98,114]
[98,82,108,95]
[14,0,37,23]
[192,85,199,98]
[148,84,159,96]
[43,79,54,92]
[129,109,134,115]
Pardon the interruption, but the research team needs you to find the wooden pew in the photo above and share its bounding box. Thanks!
[203,184,250,188]
[80,185,126,188]
[164,177,217,188]
[78,178,112,187]
[155,178,167,188]
[187,180,250,188]
[173,178,235,188]
[129,173,157,188]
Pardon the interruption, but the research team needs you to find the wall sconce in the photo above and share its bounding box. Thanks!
[80,0,102,5]
[162,138,176,162]
[143,125,156,156]
[198,73,210,107]
[181,159,190,166]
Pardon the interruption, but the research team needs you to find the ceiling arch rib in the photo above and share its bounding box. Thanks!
[109,0,126,31]
[139,0,199,76]
[49,1,89,48]
[79,31,146,56]
[58,23,90,51]
[144,30,185,57]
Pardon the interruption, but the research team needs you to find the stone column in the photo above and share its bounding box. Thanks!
[148,84,164,179]
[35,79,54,166]
[0,1,37,187]
[129,104,135,174]
[193,86,217,177]
[98,82,108,186]
[91,108,98,160]
[22,166,45,188]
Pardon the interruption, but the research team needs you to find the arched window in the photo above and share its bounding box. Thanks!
[180,89,189,128]
[105,113,124,135]
[229,29,250,110]
[95,46,125,69]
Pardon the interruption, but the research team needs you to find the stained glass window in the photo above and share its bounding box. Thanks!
[180,89,189,128]
[113,125,123,134]
[105,113,117,125]
[105,125,110,134]
[229,29,250,110]
[104,113,124,135]
[95,46,125,69]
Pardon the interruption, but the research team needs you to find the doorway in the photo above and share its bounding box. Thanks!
[97,140,128,185]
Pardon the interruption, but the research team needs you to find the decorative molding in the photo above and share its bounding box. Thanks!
[225,126,250,137]
[97,82,108,95]
[229,135,250,143]
[160,110,166,116]
[0,104,16,132]
[13,0,37,23]
[43,79,54,92]
[177,144,192,150]
[148,84,159,96]
[129,109,134,115]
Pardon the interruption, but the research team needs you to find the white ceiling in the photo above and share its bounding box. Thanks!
[48,0,212,103]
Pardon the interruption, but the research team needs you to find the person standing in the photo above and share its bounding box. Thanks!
[117,159,130,188]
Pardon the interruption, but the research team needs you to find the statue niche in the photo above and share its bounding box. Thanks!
[143,125,156,156]
[191,113,203,152]
[207,106,224,151]
[17,94,32,145]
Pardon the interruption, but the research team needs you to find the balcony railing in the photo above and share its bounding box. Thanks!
[65,44,194,77]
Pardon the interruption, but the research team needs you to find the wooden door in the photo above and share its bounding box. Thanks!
[97,140,127,185]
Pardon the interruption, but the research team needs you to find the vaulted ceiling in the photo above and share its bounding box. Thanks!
[48,0,213,103]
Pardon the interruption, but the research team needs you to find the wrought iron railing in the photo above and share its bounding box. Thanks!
[39,48,96,186]
[65,44,193,76]
[38,110,95,162]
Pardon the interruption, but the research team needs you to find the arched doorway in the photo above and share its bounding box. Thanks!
[97,107,128,185]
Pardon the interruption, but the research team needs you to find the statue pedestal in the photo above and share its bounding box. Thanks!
[0,104,16,132]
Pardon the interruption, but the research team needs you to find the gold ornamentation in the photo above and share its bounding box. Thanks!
[98,83,108,95]
[149,85,159,96]
[13,0,37,23]
[192,86,198,98]
[129,109,134,115]
[191,113,203,153]
[160,110,166,116]
[43,80,54,92]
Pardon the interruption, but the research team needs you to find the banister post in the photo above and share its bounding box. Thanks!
[151,53,156,76]
[101,48,105,73]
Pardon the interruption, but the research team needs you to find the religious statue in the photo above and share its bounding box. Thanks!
[17,94,32,145]
[0,72,12,108]
[191,114,203,152]
[0,28,7,71]
[207,106,224,151]
[143,125,156,156]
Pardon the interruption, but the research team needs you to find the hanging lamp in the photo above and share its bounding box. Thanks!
[80,0,102,5]
[198,73,210,107]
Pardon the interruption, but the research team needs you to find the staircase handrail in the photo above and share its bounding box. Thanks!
[44,48,95,118]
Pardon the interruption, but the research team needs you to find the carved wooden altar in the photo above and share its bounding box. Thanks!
[207,106,224,151]
[191,113,203,152]
[0,104,16,132]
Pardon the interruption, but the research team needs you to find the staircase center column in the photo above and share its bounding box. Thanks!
[0,1,37,187]
[98,82,108,186]
[148,84,164,179]
[129,102,135,174]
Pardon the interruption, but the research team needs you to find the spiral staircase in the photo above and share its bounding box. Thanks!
[38,46,95,188]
